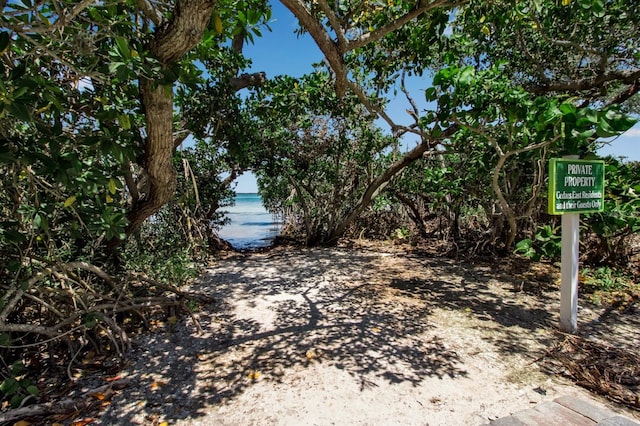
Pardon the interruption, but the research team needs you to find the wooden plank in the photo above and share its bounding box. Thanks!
[554,396,613,422]
[533,401,596,425]
[513,407,564,426]
[487,415,528,425]
[598,416,640,426]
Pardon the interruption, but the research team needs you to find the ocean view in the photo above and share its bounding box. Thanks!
[217,193,282,249]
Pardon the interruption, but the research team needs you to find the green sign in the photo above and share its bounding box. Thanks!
[548,158,605,215]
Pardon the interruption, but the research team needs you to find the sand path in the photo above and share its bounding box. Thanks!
[98,245,639,425]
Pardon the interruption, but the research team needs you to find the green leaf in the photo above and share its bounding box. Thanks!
[11,361,23,374]
[579,0,592,9]
[6,259,20,272]
[596,120,618,138]
[12,86,28,99]
[115,36,131,59]
[514,239,535,258]
[117,114,131,130]
[0,377,18,395]
[559,103,576,115]
[433,66,458,86]
[575,108,598,127]
[108,62,124,74]
[604,109,637,132]
[108,178,118,195]
[32,213,48,231]
[456,66,475,87]
[425,87,437,102]
[571,128,595,140]
[10,394,23,408]
[0,150,16,163]
[213,13,223,34]
[591,0,605,17]
[541,104,561,124]
[247,9,261,25]
[63,195,77,208]
[32,213,42,229]
[8,102,31,121]
[1,228,26,243]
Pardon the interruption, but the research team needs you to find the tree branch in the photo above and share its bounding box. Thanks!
[316,0,348,51]
[280,0,349,96]
[531,15,600,57]
[327,123,459,244]
[230,72,267,91]
[346,80,420,138]
[62,261,117,290]
[136,0,165,27]
[401,71,420,124]
[123,159,140,203]
[346,0,464,52]
[605,79,640,107]
[150,0,217,64]
[529,69,640,95]
[5,0,97,34]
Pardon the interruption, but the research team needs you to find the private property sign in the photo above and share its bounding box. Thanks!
[549,157,606,333]
[548,158,605,215]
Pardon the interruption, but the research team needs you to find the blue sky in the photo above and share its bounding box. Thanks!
[233,2,639,192]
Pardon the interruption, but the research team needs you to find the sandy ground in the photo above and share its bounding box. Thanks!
[97,244,639,425]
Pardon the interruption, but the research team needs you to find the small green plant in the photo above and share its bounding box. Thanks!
[515,225,561,261]
[1,361,39,408]
[392,227,410,241]
[124,247,202,285]
[581,266,632,293]
[186,299,200,313]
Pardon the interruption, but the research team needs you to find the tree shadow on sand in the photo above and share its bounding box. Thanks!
[97,248,589,424]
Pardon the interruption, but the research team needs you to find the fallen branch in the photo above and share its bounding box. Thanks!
[0,378,131,424]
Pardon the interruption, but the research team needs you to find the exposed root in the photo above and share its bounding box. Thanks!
[0,261,214,418]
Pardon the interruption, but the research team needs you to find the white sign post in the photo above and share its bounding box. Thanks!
[560,213,580,333]
[548,157,605,333]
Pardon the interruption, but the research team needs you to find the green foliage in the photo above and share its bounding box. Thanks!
[581,266,633,293]
[0,0,272,400]
[516,158,638,265]
[392,227,410,241]
[582,158,640,264]
[0,0,638,399]
[0,361,39,409]
[124,244,202,285]
[515,225,561,261]
[0,0,272,261]
[456,0,639,103]
[250,71,395,245]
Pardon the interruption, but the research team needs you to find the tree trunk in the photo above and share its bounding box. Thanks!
[323,125,458,246]
[122,0,217,236]
[394,191,428,238]
[126,80,177,233]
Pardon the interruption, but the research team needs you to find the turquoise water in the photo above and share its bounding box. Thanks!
[217,193,281,249]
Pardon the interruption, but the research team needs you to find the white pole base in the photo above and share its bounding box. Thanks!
[560,213,580,333]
